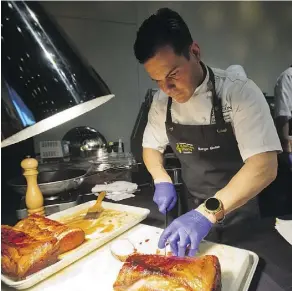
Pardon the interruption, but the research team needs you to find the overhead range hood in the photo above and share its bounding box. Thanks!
[1,1,114,148]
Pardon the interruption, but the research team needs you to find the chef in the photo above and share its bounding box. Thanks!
[133,8,282,257]
[274,66,292,168]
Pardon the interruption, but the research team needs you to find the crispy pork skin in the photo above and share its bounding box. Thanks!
[2,214,85,280]
[113,254,221,291]
[1,225,59,279]
[14,214,85,254]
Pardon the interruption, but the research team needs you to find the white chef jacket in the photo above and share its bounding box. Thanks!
[143,64,282,161]
[226,65,247,78]
[274,67,292,119]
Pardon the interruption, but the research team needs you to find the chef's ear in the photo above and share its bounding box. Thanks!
[192,50,200,62]
[189,48,196,58]
[190,42,201,60]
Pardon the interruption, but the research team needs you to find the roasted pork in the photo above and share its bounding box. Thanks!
[113,254,221,291]
[14,214,85,254]
[1,225,59,279]
[1,214,85,280]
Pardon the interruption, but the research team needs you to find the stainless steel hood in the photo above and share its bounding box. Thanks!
[1,1,114,148]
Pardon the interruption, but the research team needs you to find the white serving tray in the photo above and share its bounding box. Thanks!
[107,225,259,291]
[1,201,150,290]
[2,224,258,291]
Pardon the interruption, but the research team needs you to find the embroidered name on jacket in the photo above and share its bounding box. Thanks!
[198,145,221,151]
[210,103,232,124]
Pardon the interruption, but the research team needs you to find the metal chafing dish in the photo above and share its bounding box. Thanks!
[7,169,87,198]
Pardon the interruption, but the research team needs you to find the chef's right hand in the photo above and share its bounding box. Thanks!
[153,182,177,214]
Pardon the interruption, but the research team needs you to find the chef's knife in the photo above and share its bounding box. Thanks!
[164,210,168,256]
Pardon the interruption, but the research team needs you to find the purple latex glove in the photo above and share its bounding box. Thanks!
[158,210,213,257]
[153,182,177,214]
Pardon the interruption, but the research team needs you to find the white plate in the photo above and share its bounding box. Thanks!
[239,251,259,291]
[112,225,259,291]
[1,201,150,290]
[1,224,258,291]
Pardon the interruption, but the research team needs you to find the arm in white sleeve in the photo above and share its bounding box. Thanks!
[274,72,292,152]
[142,92,172,183]
[231,79,282,161]
[209,80,280,216]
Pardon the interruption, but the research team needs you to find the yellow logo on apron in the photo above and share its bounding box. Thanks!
[176,143,195,154]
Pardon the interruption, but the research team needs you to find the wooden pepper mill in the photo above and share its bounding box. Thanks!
[21,156,45,216]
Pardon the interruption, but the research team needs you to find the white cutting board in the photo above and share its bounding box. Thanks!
[1,224,257,291]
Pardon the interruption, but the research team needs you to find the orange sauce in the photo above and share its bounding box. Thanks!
[101,224,114,233]
[61,209,130,236]
[66,218,111,235]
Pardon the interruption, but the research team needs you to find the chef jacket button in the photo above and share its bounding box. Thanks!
[214,106,219,111]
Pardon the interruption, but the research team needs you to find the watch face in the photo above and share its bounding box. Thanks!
[205,198,220,211]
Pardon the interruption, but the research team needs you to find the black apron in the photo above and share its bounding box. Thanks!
[165,66,259,243]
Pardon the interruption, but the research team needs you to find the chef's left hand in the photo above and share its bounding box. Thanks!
[158,209,213,257]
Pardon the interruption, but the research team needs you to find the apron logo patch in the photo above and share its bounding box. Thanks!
[176,143,194,154]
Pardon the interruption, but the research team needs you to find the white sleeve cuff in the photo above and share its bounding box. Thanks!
[154,178,173,184]
[274,109,292,119]
[241,146,283,162]
[142,143,166,154]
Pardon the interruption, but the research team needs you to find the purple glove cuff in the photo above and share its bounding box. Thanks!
[189,209,213,229]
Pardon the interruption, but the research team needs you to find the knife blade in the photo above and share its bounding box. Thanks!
[164,210,168,256]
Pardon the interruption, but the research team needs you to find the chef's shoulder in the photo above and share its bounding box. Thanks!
[149,89,169,117]
[213,67,248,97]
[213,68,264,104]
[213,68,282,160]
[143,89,169,152]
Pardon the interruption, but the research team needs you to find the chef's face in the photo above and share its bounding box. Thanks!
[144,43,202,103]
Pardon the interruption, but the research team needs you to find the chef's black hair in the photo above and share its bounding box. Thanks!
[134,8,193,64]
